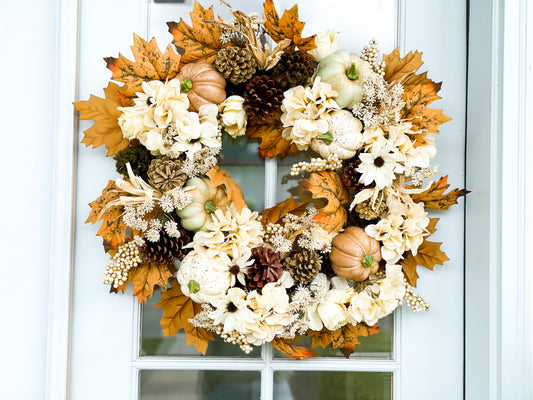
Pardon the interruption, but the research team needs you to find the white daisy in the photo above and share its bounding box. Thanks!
[211,287,257,334]
[357,140,404,189]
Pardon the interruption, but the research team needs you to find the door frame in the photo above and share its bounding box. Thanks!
[45,0,533,399]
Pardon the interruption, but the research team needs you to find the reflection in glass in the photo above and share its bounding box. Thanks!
[140,370,261,400]
[273,314,393,359]
[274,371,392,400]
[141,291,261,357]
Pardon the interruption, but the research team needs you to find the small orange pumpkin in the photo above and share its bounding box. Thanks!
[178,62,226,112]
[329,226,381,281]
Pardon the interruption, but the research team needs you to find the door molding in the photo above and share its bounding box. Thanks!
[466,0,532,398]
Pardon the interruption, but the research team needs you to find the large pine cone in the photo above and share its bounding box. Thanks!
[113,140,153,181]
[284,250,322,284]
[271,50,316,89]
[140,229,191,265]
[244,75,284,123]
[246,246,283,292]
[147,156,187,192]
[215,46,258,85]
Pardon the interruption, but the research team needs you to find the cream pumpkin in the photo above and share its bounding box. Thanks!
[329,226,381,281]
[176,177,230,232]
[178,62,227,112]
[316,50,372,109]
[310,110,364,159]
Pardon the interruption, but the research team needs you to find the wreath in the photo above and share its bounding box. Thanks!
[75,0,468,358]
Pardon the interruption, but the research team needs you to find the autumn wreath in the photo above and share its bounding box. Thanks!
[75,0,467,358]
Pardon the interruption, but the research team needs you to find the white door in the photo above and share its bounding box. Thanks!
[71,0,466,398]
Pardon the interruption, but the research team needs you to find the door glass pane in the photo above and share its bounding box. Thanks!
[274,371,392,400]
[140,370,261,399]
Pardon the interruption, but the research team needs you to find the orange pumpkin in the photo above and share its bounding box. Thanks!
[178,62,226,112]
[329,226,381,281]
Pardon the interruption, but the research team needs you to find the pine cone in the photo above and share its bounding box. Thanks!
[271,50,316,89]
[113,141,153,181]
[246,246,283,292]
[147,156,187,192]
[244,75,284,123]
[215,46,257,85]
[140,229,191,265]
[343,158,365,192]
[355,198,387,220]
[284,250,322,284]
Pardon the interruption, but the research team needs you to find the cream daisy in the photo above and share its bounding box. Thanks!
[357,139,404,189]
[210,287,257,334]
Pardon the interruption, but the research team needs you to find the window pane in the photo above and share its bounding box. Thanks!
[273,314,393,359]
[141,291,261,357]
[140,370,261,400]
[274,371,392,400]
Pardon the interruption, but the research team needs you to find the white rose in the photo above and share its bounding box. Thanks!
[219,96,248,138]
[309,30,339,62]
[118,107,153,140]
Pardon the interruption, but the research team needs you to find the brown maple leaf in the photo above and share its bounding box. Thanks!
[246,113,298,159]
[156,281,214,355]
[290,171,350,232]
[261,196,309,225]
[401,239,450,287]
[167,1,225,65]
[307,323,380,358]
[271,337,318,360]
[383,48,425,83]
[206,166,246,212]
[412,176,469,210]
[105,34,182,99]
[263,0,316,53]
[116,262,174,303]
[74,83,132,156]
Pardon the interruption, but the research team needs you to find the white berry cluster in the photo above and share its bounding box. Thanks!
[404,280,430,312]
[361,38,385,75]
[214,325,253,354]
[290,154,342,176]
[103,241,142,288]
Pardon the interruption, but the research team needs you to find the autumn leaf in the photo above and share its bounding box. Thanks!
[402,82,452,134]
[156,281,214,355]
[271,337,318,360]
[401,239,450,287]
[74,83,131,156]
[383,48,424,83]
[263,0,316,53]
[308,323,380,358]
[261,196,309,225]
[290,171,350,232]
[246,113,298,159]
[105,34,182,99]
[117,262,174,303]
[207,166,246,212]
[167,1,225,65]
[412,176,469,210]
[86,180,130,252]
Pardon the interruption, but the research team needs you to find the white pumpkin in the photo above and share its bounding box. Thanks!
[177,253,231,304]
[176,177,230,232]
[311,110,364,159]
[317,50,372,109]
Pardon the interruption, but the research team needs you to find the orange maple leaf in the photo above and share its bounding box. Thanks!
[155,281,214,355]
[246,113,298,159]
[105,34,182,99]
[74,83,131,156]
[307,323,380,358]
[167,1,225,65]
[116,262,174,303]
[411,176,469,210]
[401,238,450,287]
[86,180,130,252]
[290,171,350,232]
[261,196,309,225]
[271,337,318,360]
[263,0,316,53]
[383,48,425,83]
[206,166,246,212]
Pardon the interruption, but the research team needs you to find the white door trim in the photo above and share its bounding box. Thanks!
[45,0,79,399]
[466,0,532,398]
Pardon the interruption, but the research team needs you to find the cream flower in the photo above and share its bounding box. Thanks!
[219,95,248,138]
[117,107,155,140]
[281,77,340,150]
[357,139,404,189]
[309,30,339,62]
[189,203,263,259]
[307,277,353,331]
[216,247,255,286]
[210,287,257,334]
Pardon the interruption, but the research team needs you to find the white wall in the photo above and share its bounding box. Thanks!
[0,0,58,399]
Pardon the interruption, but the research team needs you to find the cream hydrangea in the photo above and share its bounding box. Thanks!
[365,196,430,263]
[281,77,340,150]
[187,203,263,260]
[219,95,248,138]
